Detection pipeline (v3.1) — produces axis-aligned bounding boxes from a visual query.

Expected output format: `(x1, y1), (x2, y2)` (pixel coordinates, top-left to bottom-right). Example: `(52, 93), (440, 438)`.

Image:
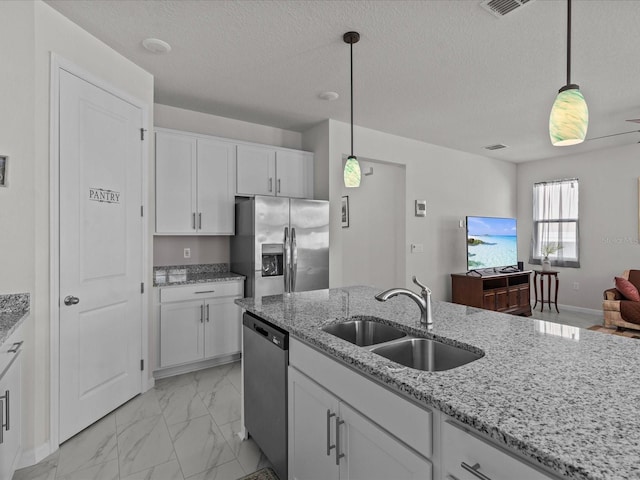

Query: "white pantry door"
(58, 69), (143, 442)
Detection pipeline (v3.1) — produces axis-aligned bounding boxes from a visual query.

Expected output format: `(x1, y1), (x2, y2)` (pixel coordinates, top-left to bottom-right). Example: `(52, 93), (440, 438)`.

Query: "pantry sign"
(89, 187), (121, 204)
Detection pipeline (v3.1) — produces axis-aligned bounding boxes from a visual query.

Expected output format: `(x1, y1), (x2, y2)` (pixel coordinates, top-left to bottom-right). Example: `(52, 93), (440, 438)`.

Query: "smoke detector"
(480, 0), (535, 18)
(142, 38), (171, 54)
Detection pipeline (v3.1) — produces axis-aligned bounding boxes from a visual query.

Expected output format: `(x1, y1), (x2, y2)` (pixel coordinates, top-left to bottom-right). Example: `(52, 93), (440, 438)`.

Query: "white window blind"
(530, 178), (580, 268)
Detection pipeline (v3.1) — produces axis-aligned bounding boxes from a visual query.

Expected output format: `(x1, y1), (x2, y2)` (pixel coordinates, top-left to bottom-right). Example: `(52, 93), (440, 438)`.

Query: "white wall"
(517, 142), (640, 311)
(0, 0), (155, 462)
(340, 158), (406, 290)
(153, 104), (304, 266)
(305, 119), (518, 301)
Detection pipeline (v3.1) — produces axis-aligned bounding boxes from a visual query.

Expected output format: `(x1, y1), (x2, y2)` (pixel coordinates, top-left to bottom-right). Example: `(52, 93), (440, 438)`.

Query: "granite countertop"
(236, 286), (639, 480)
(0, 293), (30, 347)
(153, 263), (245, 286)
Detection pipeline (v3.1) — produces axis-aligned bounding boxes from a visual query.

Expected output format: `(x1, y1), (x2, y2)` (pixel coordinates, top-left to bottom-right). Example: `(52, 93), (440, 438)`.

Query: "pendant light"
(549, 0), (588, 146)
(343, 31), (361, 188)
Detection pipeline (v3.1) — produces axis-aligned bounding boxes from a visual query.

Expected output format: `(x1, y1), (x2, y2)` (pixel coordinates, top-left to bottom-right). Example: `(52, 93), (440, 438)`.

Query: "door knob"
(64, 296), (80, 306)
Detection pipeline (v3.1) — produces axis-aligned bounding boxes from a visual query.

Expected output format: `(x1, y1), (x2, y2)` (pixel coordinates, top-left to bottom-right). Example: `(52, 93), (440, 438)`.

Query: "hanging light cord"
(566, 0), (571, 85)
(350, 39), (354, 157)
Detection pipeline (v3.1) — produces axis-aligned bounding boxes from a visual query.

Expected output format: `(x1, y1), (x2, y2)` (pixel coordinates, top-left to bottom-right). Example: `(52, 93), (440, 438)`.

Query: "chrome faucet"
(375, 276), (432, 327)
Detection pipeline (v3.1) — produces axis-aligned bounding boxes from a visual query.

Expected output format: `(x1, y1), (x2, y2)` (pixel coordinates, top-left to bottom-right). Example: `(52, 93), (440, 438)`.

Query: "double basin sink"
(322, 317), (482, 371)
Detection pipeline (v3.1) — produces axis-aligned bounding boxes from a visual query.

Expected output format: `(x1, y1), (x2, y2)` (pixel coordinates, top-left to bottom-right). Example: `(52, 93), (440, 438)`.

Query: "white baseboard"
(557, 304), (602, 317)
(19, 441), (57, 469)
(153, 353), (241, 380)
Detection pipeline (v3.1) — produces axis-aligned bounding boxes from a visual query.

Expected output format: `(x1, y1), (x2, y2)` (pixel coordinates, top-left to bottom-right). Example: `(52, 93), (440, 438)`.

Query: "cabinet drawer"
(442, 420), (554, 480)
(160, 281), (243, 303)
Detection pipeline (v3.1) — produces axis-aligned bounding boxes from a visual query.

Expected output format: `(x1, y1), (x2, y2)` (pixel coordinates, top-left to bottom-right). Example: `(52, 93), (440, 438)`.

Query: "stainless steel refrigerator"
(231, 196), (329, 298)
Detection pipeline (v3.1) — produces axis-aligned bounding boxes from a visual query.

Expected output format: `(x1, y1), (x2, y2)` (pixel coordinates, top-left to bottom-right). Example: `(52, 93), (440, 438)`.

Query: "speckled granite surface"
(0, 293), (29, 347)
(237, 286), (637, 480)
(153, 263), (244, 286)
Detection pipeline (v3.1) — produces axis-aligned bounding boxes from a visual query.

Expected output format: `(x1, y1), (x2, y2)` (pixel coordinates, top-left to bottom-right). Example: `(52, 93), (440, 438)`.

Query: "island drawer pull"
(8, 341), (23, 353)
(326, 410), (336, 456)
(446, 476), (460, 480)
(194, 290), (216, 294)
(461, 462), (492, 480)
(335, 416), (345, 465)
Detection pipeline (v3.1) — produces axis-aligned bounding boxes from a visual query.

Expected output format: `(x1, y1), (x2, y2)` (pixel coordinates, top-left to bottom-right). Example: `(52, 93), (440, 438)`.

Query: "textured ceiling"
(45, 0), (640, 163)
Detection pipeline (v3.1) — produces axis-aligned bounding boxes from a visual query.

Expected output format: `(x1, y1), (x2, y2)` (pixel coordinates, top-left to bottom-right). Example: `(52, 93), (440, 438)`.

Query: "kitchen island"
(237, 286), (639, 480)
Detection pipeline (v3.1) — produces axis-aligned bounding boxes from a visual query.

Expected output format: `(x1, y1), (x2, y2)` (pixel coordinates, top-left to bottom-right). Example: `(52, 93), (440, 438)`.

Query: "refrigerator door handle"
(283, 227), (290, 293)
(291, 227), (298, 292)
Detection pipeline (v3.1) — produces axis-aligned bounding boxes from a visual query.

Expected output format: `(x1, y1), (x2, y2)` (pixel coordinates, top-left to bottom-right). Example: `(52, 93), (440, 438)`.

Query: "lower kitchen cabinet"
(0, 324), (24, 480)
(288, 367), (432, 480)
(441, 419), (556, 480)
(158, 281), (243, 369)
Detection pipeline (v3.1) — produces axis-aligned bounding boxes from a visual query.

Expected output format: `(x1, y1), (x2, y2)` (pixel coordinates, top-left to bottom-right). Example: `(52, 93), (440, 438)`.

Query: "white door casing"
(58, 68), (144, 443)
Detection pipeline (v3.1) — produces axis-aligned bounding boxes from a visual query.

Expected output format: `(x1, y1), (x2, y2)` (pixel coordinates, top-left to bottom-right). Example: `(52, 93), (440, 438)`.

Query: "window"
(530, 178), (580, 268)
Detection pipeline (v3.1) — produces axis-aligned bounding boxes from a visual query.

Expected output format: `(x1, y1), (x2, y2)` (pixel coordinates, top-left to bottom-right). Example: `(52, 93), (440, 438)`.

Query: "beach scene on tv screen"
(467, 217), (517, 269)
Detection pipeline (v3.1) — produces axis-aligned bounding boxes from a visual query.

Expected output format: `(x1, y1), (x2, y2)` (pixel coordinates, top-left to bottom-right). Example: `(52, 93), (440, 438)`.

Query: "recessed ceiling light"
(142, 38), (171, 54)
(318, 91), (339, 101)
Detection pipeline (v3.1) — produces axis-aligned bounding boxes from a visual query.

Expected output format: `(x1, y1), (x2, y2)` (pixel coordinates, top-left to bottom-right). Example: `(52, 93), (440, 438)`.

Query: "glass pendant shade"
(549, 85), (588, 146)
(343, 155), (361, 188)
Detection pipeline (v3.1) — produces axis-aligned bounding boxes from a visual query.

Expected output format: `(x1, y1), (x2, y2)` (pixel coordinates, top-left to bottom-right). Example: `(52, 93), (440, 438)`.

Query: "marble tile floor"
(13, 361), (272, 480)
(529, 305), (604, 330)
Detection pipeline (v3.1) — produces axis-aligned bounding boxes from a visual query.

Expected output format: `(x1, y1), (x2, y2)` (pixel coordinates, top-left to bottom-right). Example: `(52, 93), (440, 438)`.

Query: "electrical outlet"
(184, 248), (191, 259)
(459, 219), (465, 228)
(410, 243), (424, 253)
(573, 282), (579, 290)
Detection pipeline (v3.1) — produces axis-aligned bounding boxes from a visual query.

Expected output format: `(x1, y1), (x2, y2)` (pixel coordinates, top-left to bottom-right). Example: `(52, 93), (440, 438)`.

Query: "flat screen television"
(466, 216), (517, 273)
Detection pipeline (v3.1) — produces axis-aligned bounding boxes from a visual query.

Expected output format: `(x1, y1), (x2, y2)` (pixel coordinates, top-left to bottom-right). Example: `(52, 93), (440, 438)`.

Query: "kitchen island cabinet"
(237, 286), (639, 480)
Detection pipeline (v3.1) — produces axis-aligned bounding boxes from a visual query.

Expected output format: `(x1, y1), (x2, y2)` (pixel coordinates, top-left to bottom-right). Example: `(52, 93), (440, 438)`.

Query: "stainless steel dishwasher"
(243, 312), (288, 480)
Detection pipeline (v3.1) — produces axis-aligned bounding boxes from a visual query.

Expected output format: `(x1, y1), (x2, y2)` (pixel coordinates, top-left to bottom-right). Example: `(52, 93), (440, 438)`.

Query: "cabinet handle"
(198, 212), (202, 230)
(8, 341), (23, 353)
(277, 178), (281, 193)
(461, 462), (492, 480)
(446, 476), (460, 480)
(326, 410), (336, 456)
(268, 177), (273, 192)
(192, 213), (196, 230)
(194, 290), (216, 294)
(335, 416), (345, 465)
(0, 390), (8, 433)
(200, 304), (204, 323)
(0, 397), (3, 444)
(206, 304), (210, 322)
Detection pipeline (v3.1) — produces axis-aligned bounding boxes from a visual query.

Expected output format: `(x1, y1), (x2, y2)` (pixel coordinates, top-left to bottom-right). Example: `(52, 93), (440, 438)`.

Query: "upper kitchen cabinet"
(155, 129), (236, 235)
(236, 144), (313, 199)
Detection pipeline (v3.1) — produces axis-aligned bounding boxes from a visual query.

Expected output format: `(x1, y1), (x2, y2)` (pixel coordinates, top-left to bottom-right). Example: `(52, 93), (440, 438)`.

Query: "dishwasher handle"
(243, 312), (289, 350)
(255, 325), (269, 337)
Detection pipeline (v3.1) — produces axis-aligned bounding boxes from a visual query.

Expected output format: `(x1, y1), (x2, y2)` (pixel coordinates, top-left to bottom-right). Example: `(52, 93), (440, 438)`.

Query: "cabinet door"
(0, 352), (22, 480)
(236, 144), (276, 196)
(276, 150), (313, 198)
(288, 367), (340, 480)
(482, 291), (496, 310)
(197, 139), (236, 234)
(339, 403), (432, 480)
(155, 131), (197, 233)
(159, 301), (204, 367)
(203, 297), (241, 358)
(519, 285), (531, 308)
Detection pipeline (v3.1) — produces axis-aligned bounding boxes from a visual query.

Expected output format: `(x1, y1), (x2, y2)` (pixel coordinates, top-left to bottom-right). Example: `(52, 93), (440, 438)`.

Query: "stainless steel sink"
(370, 338), (482, 371)
(322, 319), (407, 346)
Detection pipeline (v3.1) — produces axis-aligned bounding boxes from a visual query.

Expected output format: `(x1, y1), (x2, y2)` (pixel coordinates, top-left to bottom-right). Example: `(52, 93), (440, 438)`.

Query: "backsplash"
(153, 263), (229, 284)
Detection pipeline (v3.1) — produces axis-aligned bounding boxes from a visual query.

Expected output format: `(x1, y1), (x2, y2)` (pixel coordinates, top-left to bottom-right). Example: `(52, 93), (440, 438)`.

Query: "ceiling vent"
(484, 143), (509, 151)
(480, 0), (535, 18)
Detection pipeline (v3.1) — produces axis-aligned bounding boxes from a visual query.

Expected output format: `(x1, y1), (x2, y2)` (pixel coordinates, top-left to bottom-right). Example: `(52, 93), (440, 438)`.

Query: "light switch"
(184, 248), (191, 258)
(411, 243), (424, 253)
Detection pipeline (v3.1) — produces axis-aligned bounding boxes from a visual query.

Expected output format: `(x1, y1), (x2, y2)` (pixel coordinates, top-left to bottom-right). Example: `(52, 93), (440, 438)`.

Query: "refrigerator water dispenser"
(261, 244), (284, 277)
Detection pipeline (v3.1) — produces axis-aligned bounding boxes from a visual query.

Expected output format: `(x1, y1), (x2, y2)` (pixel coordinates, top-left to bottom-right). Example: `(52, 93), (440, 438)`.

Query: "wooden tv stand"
(451, 270), (532, 316)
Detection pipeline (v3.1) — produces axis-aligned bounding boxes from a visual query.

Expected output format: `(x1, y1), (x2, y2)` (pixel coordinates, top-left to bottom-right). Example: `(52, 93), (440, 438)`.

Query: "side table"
(533, 270), (559, 313)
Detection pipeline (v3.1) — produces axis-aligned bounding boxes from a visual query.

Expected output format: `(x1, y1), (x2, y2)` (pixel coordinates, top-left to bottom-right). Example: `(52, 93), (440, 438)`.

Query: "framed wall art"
(0, 156), (7, 187)
(341, 196), (349, 228)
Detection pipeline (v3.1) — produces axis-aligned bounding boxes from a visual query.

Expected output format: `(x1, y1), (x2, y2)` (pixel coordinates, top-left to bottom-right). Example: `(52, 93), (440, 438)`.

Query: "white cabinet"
(155, 129), (236, 235)
(236, 144), (313, 199)
(159, 281), (243, 369)
(441, 420), (556, 480)
(288, 367), (432, 480)
(0, 325), (23, 480)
